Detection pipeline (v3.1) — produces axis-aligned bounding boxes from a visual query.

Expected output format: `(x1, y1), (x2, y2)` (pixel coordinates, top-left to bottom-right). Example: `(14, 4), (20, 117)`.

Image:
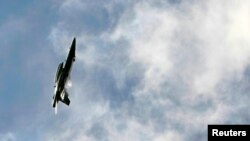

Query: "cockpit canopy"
(55, 62), (64, 83)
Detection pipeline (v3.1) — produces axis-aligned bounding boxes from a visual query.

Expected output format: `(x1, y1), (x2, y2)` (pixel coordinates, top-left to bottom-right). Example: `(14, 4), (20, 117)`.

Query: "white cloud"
(188, 0), (250, 95)
(154, 131), (182, 141)
(48, 0), (250, 141)
(0, 132), (15, 141)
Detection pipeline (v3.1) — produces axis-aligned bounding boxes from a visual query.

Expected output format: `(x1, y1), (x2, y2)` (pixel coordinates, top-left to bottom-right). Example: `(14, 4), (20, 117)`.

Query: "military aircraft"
(52, 38), (76, 114)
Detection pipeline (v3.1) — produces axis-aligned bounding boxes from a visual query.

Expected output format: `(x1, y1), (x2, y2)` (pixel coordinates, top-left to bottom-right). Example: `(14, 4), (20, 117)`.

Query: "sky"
(0, 0), (250, 140)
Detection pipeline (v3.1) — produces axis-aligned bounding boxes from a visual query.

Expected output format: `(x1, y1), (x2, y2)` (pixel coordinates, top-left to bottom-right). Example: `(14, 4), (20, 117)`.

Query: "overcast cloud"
(45, 0), (250, 141)
(1, 0), (250, 141)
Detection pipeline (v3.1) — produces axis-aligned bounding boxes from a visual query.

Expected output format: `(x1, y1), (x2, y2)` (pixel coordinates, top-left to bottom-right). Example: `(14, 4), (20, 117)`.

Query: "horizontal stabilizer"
(60, 90), (70, 106)
(61, 95), (70, 106)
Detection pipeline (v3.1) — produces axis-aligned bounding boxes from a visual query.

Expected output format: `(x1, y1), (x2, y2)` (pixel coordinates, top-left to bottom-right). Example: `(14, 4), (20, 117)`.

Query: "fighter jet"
(52, 38), (76, 113)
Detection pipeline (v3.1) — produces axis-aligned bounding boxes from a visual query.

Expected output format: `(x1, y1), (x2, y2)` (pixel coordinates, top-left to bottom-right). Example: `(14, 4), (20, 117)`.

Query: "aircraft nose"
(71, 38), (76, 56)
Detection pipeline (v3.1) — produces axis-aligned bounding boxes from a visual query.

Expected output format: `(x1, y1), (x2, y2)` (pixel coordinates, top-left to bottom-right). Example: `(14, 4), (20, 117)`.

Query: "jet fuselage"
(53, 38), (76, 109)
